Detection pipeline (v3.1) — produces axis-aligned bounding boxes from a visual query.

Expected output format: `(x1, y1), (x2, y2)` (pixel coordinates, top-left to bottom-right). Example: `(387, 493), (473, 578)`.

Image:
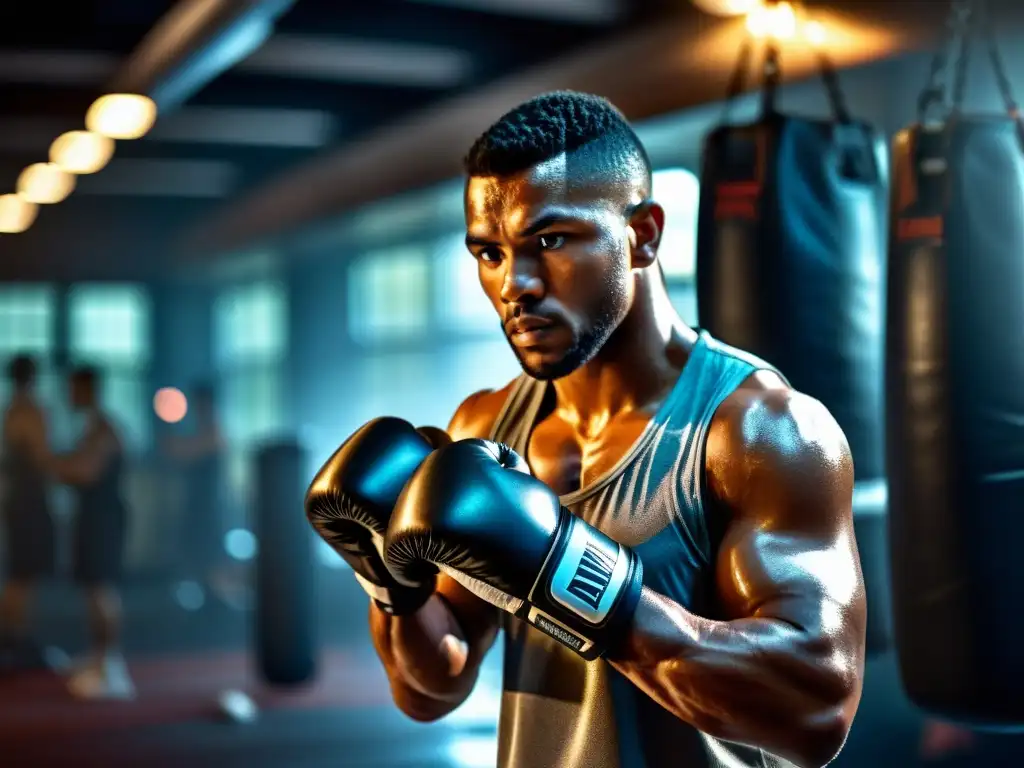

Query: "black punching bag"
(696, 42), (888, 481)
(254, 440), (318, 686)
(887, 1), (1024, 728)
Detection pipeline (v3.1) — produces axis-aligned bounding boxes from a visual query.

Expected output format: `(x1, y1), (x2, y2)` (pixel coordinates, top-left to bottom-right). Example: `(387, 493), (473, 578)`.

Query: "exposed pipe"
(106, 0), (296, 113)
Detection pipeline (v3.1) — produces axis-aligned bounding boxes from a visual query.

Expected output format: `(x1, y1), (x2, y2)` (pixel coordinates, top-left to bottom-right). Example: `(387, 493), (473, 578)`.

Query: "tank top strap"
(661, 330), (786, 557)
(489, 374), (548, 455)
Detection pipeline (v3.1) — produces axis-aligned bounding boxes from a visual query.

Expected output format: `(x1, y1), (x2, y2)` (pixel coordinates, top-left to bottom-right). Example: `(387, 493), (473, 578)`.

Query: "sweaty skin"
(369, 155), (866, 767)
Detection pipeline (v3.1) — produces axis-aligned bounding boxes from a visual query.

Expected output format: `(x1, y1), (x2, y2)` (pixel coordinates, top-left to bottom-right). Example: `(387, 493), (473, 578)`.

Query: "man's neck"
(551, 271), (695, 437)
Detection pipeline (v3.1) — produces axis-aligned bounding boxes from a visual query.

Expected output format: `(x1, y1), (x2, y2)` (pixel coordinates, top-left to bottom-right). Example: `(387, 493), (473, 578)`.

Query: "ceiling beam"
(238, 34), (474, 88)
(182, 2), (937, 256)
(405, 0), (625, 25)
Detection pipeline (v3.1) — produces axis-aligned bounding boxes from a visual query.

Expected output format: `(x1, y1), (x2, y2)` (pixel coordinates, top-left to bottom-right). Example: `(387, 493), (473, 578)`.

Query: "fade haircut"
(463, 91), (652, 194)
(8, 354), (36, 388)
(70, 365), (100, 393)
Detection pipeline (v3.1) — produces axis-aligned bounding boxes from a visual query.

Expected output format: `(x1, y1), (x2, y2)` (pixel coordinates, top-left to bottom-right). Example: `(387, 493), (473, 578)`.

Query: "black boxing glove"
(385, 439), (644, 660)
(305, 417), (449, 615)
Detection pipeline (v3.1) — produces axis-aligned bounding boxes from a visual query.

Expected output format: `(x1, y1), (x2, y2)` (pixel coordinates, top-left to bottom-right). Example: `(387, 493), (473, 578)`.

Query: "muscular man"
(316, 92), (866, 768)
(0, 356), (55, 659)
(51, 366), (133, 699)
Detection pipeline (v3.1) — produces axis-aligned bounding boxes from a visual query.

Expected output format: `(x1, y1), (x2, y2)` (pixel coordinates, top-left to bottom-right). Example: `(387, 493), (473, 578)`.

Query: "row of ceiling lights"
(0, 93), (158, 235)
(0, 1), (820, 237)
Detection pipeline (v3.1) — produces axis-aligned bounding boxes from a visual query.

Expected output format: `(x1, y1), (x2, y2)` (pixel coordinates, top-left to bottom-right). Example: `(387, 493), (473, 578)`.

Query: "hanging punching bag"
(697, 41), (888, 480)
(696, 39), (891, 656)
(887, 0), (1024, 728)
(254, 440), (318, 686)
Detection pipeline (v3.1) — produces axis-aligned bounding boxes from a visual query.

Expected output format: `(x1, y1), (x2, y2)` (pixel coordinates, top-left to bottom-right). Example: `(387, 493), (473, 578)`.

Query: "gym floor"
(1, 568), (1020, 768)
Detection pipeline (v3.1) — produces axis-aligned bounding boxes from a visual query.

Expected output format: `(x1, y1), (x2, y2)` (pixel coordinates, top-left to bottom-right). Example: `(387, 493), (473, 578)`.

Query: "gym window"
(348, 245), (431, 344)
(652, 167), (699, 282)
(214, 280), (287, 367)
(433, 233), (497, 335)
(67, 284), (152, 451)
(213, 280), (288, 500)
(0, 285), (62, 431)
(0, 284), (55, 355)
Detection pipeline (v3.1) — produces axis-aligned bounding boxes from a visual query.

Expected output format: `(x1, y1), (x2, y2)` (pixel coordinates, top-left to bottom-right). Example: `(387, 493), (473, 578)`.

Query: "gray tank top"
(489, 330), (795, 768)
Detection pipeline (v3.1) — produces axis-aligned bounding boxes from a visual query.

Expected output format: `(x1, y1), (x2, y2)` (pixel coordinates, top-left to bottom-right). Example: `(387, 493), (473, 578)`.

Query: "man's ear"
(628, 201), (664, 270)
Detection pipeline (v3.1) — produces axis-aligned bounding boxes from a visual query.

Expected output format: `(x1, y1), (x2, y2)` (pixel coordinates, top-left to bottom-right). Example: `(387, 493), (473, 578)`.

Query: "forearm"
(50, 454), (87, 485)
(370, 591), (495, 720)
(610, 588), (859, 768)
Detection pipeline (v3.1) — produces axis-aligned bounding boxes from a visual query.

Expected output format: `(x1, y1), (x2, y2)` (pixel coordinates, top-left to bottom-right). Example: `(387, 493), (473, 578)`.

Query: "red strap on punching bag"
(898, 0), (1024, 243)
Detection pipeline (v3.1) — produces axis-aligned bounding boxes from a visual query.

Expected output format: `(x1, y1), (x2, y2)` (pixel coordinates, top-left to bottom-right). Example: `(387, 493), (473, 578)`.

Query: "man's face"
(68, 379), (91, 410)
(464, 156), (639, 380)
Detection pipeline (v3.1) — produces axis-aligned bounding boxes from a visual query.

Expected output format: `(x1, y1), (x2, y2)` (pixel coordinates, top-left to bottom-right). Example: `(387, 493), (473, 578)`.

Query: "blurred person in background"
(50, 366), (134, 699)
(0, 355), (57, 670)
(162, 382), (243, 608)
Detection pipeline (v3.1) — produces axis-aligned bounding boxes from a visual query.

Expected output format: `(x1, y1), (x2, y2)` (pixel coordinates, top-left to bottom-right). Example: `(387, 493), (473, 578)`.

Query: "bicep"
(24, 410), (51, 464)
(710, 392), (864, 635)
(715, 515), (863, 638)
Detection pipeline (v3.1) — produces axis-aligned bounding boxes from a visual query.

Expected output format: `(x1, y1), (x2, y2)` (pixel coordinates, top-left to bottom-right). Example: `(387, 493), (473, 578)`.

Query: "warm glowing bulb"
(0, 194), (38, 233)
(746, 1), (798, 40)
(803, 20), (827, 45)
(86, 93), (157, 140)
(50, 130), (115, 174)
(691, 0), (759, 16)
(17, 163), (75, 204)
(154, 387), (188, 424)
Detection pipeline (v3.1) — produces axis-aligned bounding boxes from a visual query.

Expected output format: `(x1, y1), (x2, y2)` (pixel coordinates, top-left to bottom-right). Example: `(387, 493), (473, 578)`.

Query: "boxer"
(0, 356), (55, 656)
(51, 366), (133, 699)
(311, 91), (866, 768)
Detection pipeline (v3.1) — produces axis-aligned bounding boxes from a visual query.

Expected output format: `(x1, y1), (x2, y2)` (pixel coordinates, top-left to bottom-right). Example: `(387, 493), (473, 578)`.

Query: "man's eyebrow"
(465, 210), (586, 248)
(518, 211), (583, 237)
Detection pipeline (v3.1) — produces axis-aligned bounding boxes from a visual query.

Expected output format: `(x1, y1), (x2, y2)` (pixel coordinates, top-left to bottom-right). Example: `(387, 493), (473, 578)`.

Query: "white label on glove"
(354, 571), (392, 604)
(548, 517), (629, 625)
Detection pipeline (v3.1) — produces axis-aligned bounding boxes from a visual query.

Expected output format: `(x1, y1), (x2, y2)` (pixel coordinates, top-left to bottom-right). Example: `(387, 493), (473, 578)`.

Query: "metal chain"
(950, 0), (977, 114)
(917, 0), (973, 122)
(813, 46), (852, 124)
(978, 0), (1020, 115)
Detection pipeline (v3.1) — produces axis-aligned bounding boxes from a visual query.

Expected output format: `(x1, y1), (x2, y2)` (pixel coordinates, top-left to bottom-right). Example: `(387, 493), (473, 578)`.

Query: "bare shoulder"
(706, 373), (853, 529)
(447, 379), (518, 441)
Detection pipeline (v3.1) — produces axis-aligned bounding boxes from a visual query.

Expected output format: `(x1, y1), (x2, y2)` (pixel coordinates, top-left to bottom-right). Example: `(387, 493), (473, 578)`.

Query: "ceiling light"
(17, 163), (76, 204)
(86, 93), (157, 139)
(50, 130), (115, 174)
(692, 0), (759, 16)
(803, 19), (827, 45)
(0, 194), (38, 233)
(746, 1), (798, 40)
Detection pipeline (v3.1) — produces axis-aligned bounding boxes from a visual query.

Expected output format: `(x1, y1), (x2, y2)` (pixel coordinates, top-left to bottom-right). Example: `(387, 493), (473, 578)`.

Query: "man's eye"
(538, 234), (566, 251)
(477, 248), (501, 263)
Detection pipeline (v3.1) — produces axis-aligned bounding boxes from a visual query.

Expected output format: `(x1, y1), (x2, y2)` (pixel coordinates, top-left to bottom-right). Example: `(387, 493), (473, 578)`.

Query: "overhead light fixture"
(691, 0), (759, 16)
(803, 19), (827, 45)
(50, 130), (115, 174)
(17, 163), (76, 204)
(746, 1), (798, 40)
(0, 194), (38, 233)
(86, 93), (157, 139)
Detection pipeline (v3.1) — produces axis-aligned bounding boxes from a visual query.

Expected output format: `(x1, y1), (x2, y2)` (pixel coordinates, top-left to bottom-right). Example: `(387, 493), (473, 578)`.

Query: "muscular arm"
(609, 389), (866, 768)
(52, 422), (118, 486)
(370, 389), (507, 722)
(12, 404), (52, 469)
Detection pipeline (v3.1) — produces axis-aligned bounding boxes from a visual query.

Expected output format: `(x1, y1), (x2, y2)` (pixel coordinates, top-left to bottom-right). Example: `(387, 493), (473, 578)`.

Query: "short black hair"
(8, 355), (36, 387)
(463, 90), (651, 188)
(70, 365), (100, 391)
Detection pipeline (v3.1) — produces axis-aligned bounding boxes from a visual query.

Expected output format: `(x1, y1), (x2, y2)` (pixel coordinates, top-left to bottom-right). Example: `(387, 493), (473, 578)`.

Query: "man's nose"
(500, 253), (544, 305)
